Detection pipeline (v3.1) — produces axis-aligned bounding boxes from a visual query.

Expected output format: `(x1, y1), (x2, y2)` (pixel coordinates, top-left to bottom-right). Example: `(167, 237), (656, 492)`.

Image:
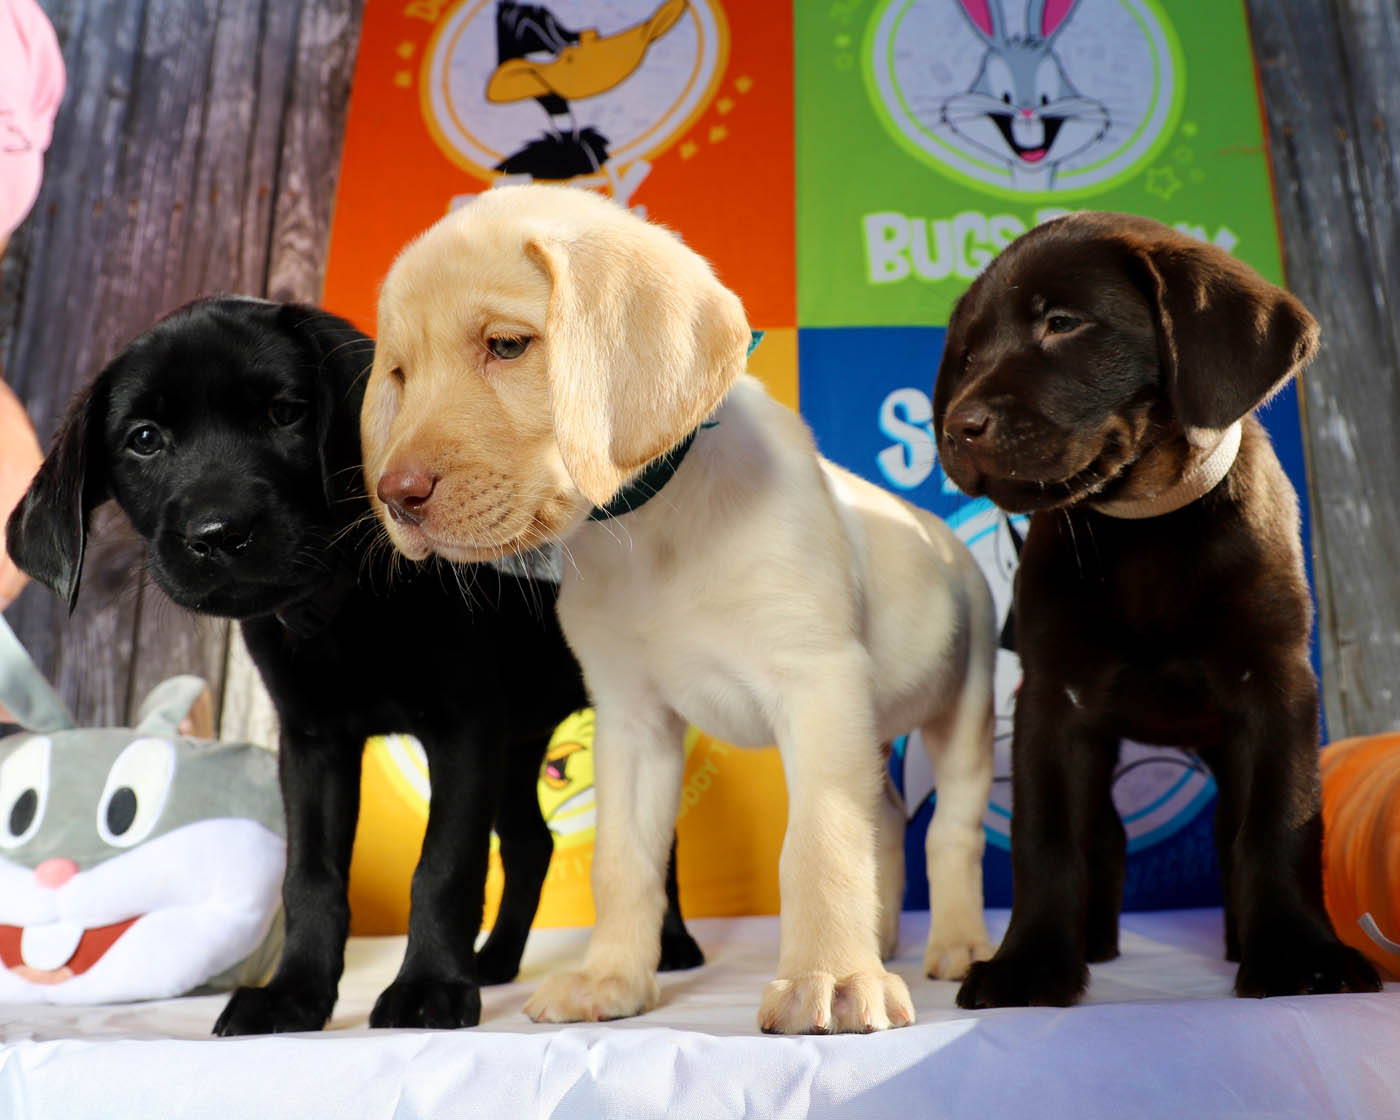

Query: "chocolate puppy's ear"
(276, 303), (374, 507)
(1135, 237), (1319, 432)
(5, 374), (113, 612)
(932, 288), (975, 439)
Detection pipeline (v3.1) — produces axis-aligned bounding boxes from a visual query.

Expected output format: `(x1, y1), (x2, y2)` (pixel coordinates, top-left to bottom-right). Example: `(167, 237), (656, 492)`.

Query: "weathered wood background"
(1, 0), (1398, 740)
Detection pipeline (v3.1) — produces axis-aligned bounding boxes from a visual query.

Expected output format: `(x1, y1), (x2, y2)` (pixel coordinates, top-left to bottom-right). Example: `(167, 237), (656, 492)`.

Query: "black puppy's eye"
(268, 400), (308, 427)
(126, 424), (164, 457)
(1046, 314), (1081, 335)
(487, 336), (529, 360)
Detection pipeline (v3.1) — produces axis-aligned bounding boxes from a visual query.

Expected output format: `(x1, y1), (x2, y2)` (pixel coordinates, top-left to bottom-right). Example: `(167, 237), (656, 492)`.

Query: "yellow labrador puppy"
(362, 184), (995, 1034)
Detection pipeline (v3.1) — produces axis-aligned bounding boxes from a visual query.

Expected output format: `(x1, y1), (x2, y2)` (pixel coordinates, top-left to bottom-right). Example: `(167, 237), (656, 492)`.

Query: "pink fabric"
(1, 0), (64, 240)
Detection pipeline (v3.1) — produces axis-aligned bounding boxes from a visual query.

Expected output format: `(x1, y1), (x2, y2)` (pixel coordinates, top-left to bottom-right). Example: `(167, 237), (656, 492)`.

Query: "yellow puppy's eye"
(487, 336), (529, 360)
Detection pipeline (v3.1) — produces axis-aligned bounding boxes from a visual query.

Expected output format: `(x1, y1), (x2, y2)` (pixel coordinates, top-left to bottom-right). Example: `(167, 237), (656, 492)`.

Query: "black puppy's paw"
(213, 984), (335, 1036)
(658, 927), (705, 972)
(955, 953), (1089, 1009)
(1235, 937), (1382, 998)
(370, 979), (483, 1029)
(475, 937), (525, 986)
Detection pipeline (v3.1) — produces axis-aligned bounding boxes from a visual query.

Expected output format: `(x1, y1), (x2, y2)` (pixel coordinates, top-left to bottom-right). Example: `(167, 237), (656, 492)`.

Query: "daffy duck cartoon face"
(489, 0), (688, 179)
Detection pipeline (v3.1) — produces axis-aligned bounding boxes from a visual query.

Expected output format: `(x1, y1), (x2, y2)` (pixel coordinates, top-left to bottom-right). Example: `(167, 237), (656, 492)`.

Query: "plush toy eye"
(96, 738), (176, 848)
(268, 400), (308, 428)
(1046, 314), (1081, 335)
(487, 336), (529, 360)
(0, 737), (51, 849)
(126, 424), (165, 457)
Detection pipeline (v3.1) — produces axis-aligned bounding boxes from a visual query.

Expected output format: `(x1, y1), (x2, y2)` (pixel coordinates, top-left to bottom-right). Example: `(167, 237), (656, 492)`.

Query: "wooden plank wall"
(1246, 0), (1400, 739)
(1, 0), (363, 734)
(1, 0), (1397, 739)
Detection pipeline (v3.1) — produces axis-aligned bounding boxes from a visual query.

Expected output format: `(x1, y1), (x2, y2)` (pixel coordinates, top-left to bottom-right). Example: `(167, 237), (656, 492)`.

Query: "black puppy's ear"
(1134, 237), (1319, 431)
(5, 375), (113, 612)
(276, 303), (374, 506)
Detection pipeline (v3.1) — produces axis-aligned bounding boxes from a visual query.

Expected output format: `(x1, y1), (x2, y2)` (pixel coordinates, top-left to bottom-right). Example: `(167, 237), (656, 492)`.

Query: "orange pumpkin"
(1321, 732), (1400, 980)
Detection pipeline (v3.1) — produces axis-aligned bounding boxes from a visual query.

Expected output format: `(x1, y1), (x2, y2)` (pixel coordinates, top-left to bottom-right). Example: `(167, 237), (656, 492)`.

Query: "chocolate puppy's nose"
(944, 403), (993, 445)
(377, 469), (436, 526)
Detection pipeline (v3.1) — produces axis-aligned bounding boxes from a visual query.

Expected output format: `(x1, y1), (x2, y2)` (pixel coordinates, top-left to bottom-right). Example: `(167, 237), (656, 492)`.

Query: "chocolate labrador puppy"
(933, 212), (1381, 1006)
(6, 297), (701, 1034)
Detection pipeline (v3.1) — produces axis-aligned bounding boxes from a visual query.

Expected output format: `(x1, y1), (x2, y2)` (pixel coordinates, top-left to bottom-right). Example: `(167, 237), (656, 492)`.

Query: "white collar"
(1090, 421), (1242, 520)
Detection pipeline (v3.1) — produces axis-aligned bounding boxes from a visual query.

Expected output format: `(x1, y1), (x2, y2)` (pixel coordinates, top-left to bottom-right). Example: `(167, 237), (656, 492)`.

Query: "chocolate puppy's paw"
(213, 984), (335, 1036)
(370, 978), (483, 1029)
(658, 926), (705, 972)
(475, 936), (525, 986)
(1235, 937), (1382, 997)
(955, 952), (1089, 1009)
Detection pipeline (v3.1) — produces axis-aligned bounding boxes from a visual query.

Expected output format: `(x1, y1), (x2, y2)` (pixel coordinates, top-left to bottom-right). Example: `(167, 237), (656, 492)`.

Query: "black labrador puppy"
(7, 297), (701, 1034)
(932, 213), (1381, 1006)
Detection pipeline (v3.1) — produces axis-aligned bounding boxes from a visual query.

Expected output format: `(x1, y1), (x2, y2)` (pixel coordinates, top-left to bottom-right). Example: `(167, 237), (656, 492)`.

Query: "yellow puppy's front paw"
(758, 969), (914, 1034)
(923, 934), (995, 981)
(523, 968), (660, 1023)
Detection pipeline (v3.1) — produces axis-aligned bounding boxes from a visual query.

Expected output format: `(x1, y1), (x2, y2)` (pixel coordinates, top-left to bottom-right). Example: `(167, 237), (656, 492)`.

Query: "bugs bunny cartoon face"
(941, 0), (1109, 189)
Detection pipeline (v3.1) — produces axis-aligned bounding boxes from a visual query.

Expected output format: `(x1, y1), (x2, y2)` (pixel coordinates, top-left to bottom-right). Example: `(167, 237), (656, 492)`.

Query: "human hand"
(0, 378), (42, 609)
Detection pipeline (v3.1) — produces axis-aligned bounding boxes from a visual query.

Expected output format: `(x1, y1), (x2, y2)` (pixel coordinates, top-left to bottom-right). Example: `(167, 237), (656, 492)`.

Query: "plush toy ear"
(1133, 236), (1319, 433)
(275, 303), (374, 508)
(0, 616), (76, 732)
(135, 675), (213, 738)
(5, 371), (114, 612)
(526, 223), (750, 507)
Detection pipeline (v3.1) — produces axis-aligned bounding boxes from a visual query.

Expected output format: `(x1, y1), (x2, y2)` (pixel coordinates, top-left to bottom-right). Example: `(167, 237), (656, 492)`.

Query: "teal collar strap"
(586, 331), (763, 523)
(588, 426), (701, 522)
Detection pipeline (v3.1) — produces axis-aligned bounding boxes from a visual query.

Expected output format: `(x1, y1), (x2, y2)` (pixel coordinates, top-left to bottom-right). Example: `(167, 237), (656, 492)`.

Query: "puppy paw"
(1235, 937), (1382, 998)
(475, 937), (525, 986)
(658, 927), (705, 972)
(923, 935), (995, 981)
(758, 969), (914, 1034)
(369, 979), (482, 1029)
(212, 984), (335, 1036)
(955, 953), (1088, 1009)
(524, 968), (660, 1023)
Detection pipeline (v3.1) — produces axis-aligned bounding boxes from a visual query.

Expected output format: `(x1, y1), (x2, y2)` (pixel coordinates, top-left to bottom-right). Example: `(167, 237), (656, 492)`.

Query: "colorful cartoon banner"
(330, 0), (1307, 929)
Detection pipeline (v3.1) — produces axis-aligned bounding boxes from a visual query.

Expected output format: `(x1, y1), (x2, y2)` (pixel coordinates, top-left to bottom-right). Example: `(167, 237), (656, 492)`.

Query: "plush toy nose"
(377, 470), (436, 527)
(34, 858), (78, 889)
(944, 403), (994, 446)
(184, 515), (253, 563)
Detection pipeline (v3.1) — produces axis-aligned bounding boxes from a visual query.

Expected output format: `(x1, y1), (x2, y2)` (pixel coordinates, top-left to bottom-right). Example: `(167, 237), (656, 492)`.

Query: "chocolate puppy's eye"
(268, 400), (308, 427)
(126, 424), (164, 457)
(487, 336), (529, 360)
(1046, 314), (1081, 335)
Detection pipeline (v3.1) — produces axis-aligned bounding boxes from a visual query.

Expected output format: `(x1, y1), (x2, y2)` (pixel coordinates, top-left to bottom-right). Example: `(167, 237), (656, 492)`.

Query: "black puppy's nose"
(184, 516), (253, 563)
(377, 470), (436, 526)
(944, 403), (993, 445)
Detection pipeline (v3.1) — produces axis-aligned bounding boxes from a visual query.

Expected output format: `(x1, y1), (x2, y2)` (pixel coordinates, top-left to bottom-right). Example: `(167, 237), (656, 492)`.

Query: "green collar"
(588, 426), (702, 521)
(586, 331), (763, 523)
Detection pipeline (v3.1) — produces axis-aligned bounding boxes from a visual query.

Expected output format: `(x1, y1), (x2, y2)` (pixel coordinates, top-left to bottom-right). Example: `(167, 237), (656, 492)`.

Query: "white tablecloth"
(2, 909), (1396, 1118)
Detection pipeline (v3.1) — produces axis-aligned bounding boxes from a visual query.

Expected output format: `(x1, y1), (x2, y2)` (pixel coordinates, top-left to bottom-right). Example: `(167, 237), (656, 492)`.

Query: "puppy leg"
(1212, 784), (1241, 962)
(370, 719), (501, 1028)
(919, 689), (995, 979)
(524, 699), (686, 1022)
(213, 735), (361, 1036)
(477, 731), (555, 985)
(1084, 787), (1126, 963)
(760, 655), (915, 1034)
(1214, 669), (1381, 996)
(659, 834), (705, 971)
(956, 677), (1117, 1009)
(875, 761), (906, 962)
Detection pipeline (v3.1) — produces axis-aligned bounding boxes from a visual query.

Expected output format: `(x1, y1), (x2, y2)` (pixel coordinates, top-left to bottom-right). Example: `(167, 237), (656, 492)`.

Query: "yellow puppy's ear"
(527, 223), (750, 507)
